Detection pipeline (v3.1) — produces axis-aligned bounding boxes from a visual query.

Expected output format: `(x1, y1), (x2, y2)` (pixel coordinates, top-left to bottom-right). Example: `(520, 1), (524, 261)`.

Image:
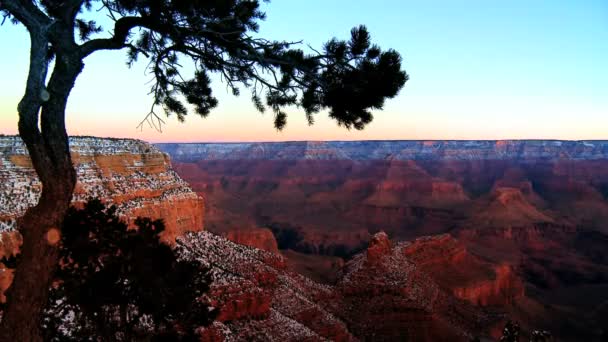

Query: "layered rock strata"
(0, 136), (204, 301)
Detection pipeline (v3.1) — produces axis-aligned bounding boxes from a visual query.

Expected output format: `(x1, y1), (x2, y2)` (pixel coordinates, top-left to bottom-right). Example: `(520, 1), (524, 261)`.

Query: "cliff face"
(223, 227), (279, 254)
(0, 135), (204, 251)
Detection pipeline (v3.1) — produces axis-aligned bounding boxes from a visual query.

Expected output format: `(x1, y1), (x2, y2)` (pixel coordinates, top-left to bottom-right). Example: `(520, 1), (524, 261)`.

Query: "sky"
(0, 0), (607, 142)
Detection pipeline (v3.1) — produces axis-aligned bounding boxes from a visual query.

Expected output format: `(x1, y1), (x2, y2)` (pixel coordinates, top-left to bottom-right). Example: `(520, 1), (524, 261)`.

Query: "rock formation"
(178, 231), (499, 341)
(223, 227), (280, 254)
(0, 135), (204, 244)
(0, 136), (204, 302)
(402, 234), (525, 306)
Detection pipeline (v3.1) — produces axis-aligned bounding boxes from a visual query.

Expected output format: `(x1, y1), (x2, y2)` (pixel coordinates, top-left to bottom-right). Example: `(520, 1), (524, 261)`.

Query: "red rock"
(366, 231), (391, 262)
(334, 232), (488, 341)
(452, 264), (524, 306)
(224, 227), (279, 254)
(0, 267), (13, 303)
(402, 234), (525, 306)
(0, 231), (21, 261)
(178, 231), (357, 341)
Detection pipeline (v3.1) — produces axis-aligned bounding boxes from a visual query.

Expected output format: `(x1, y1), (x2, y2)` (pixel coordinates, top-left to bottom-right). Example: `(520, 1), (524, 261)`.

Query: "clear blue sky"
(0, 0), (607, 142)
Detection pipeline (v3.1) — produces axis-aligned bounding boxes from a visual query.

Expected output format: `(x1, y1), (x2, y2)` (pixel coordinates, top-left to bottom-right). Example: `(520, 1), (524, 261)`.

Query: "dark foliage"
(500, 320), (553, 342)
(42, 199), (216, 341)
(2, 0), (408, 130)
(500, 320), (521, 342)
(530, 330), (553, 342)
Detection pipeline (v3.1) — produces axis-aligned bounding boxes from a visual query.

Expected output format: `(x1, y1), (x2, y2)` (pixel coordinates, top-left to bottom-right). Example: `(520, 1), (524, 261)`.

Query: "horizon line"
(3, 134), (608, 144)
(151, 138), (608, 144)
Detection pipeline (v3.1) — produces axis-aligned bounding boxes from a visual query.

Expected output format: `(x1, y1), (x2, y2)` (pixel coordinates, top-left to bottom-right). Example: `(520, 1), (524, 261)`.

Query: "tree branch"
(64, 0), (85, 24)
(0, 0), (50, 30)
(79, 16), (146, 57)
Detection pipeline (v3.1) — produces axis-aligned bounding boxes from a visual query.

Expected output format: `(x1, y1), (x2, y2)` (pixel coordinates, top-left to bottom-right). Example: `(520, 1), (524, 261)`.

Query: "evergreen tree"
(42, 199), (216, 341)
(0, 2), (408, 338)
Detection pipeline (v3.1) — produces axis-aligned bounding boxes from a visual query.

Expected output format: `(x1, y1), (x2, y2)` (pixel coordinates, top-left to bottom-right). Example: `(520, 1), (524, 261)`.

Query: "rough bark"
(0, 14), (83, 340)
(0, 187), (74, 342)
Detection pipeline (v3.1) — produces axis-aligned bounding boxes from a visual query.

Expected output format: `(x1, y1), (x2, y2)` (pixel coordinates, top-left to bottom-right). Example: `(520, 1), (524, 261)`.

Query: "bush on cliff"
(42, 199), (216, 341)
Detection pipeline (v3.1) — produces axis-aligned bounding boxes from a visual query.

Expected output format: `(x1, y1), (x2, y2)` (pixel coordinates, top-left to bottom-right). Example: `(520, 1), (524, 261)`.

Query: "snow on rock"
(0, 135), (204, 303)
(0, 135), (204, 242)
(177, 231), (356, 341)
(177, 231), (496, 341)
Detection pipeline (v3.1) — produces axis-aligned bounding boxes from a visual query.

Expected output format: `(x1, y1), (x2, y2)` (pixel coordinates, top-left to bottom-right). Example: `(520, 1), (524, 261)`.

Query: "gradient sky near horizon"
(0, 0), (607, 142)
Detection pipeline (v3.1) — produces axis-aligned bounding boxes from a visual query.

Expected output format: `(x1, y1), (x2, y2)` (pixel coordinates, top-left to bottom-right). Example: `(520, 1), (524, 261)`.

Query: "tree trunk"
(0, 34), (82, 340)
(0, 185), (74, 342)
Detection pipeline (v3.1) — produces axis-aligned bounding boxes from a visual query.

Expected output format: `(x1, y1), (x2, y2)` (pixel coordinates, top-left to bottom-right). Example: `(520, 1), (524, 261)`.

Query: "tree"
(0, 1), (408, 340)
(43, 199), (216, 341)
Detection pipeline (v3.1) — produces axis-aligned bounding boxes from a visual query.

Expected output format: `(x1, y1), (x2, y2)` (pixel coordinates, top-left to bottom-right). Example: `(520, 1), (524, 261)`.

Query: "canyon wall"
(0, 135), (204, 258)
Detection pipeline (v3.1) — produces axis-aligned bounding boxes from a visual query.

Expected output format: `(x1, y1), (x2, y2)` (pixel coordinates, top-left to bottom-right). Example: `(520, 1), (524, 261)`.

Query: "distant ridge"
(156, 140), (608, 161)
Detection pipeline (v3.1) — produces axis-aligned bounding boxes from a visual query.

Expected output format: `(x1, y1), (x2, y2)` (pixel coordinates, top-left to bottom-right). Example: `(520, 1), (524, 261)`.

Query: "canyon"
(1, 137), (607, 340)
(158, 140), (608, 341)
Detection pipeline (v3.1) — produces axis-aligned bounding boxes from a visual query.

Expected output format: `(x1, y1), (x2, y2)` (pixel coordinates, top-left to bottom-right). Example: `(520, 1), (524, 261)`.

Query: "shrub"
(42, 199), (216, 341)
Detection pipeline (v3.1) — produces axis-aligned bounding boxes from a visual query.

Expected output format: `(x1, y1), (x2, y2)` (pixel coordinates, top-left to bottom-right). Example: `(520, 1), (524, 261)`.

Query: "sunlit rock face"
(0, 136), (204, 301)
(0, 135), (204, 242)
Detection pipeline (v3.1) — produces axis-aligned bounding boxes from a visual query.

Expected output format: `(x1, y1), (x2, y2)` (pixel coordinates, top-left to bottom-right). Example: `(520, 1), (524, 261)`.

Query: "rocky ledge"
(0, 136), (205, 299)
(0, 135), (203, 243)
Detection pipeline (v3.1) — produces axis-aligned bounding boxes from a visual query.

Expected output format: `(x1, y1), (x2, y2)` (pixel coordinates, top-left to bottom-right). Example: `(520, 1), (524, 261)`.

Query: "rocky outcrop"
(0, 136), (204, 243)
(470, 187), (554, 227)
(177, 231), (357, 341)
(340, 238), (475, 340)
(365, 231), (392, 262)
(402, 234), (525, 306)
(452, 264), (524, 306)
(0, 136), (204, 302)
